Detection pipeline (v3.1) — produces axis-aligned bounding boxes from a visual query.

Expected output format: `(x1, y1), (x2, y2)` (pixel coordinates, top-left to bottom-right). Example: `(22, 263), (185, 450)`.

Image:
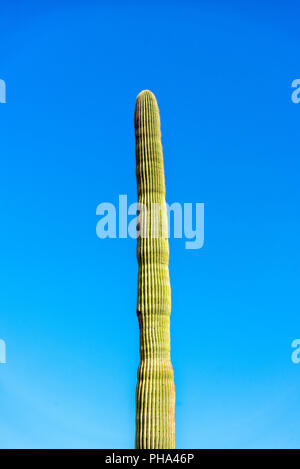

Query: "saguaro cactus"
(134, 90), (175, 449)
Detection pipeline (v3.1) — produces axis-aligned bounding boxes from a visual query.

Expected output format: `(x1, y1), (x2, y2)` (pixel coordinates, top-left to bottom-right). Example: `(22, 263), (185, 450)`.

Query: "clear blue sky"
(0, 0), (299, 449)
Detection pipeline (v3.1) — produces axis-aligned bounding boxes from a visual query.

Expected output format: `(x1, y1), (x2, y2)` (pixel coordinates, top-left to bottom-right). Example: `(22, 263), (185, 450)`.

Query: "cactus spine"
(134, 90), (175, 449)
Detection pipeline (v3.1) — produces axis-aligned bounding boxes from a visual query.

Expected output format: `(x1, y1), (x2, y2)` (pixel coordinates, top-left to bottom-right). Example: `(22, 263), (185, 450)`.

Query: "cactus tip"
(136, 89), (157, 102)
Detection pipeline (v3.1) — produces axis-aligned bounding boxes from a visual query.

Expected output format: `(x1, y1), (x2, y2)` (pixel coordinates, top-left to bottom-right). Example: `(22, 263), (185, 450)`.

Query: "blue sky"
(0, 0), (299, 448)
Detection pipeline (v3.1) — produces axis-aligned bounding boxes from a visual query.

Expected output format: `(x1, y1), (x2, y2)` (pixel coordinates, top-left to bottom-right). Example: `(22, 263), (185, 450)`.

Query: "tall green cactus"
(134, 90), (175, 449)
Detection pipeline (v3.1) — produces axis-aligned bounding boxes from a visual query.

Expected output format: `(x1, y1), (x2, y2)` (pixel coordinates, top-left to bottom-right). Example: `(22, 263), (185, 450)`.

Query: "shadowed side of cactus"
(134, 90), (175, 449)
